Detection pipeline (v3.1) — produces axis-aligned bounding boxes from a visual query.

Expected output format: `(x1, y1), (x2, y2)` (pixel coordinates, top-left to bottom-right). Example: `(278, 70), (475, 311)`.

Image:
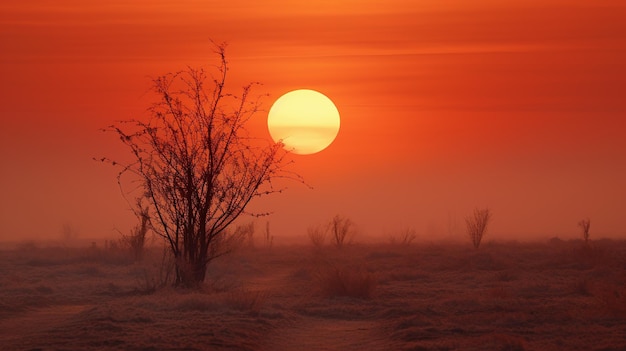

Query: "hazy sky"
(1, 0), (625, 243)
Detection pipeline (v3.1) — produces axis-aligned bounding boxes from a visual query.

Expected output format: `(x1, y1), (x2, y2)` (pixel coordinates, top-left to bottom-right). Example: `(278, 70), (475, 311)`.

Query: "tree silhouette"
(103, 44), (292, 287)
(330, 215), (353, 249)
(578, 218), (591, 245)
(466, 208), (492, 249)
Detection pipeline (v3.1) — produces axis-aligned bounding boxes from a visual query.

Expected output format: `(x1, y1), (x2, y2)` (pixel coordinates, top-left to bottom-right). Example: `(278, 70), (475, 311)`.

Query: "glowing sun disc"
(267, 89), (340, 155)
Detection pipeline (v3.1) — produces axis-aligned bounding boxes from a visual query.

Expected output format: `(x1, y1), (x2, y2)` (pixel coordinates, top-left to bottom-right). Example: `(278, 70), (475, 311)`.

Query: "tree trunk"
(174, 256), (207, 288)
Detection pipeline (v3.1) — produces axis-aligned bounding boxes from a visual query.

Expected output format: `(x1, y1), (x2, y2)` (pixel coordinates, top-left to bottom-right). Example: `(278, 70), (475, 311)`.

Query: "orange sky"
(1, 0), (625, 243)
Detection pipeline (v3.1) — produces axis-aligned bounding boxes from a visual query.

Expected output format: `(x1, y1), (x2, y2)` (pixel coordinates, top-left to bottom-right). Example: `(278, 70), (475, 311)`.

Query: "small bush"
(389, 228), (417, 246)
(578, 218), (591, 245)
(225, 289), (266, 315)
(329, 215), (354, 249)
(308, 225), (327, 249)
(466, 208), (492, 249)
(315, 265), (377, 299)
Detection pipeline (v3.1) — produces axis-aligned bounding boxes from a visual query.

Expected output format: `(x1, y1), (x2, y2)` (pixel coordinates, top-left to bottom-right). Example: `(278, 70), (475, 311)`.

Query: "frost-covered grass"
(1, 239), (625, 350)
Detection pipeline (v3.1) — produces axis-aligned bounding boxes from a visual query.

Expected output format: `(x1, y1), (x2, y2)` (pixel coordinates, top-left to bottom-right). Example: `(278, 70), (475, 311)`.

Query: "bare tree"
(102, 44), (292, 287)
(578, 218), (591, 245)
(466, 208), (492, 249)
(330, 215), (353, 249)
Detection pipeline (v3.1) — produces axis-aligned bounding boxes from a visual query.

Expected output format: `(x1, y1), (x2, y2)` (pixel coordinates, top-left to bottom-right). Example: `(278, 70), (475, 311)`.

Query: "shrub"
(466, 208), (492, 249)
(389, 228), (417, 246)
(329, 215), (354, 249)
(578, 218), (591, 245)
(308, 225), (327, 249)
(225, 289), (266, 315)
(315, 265), (376, 299)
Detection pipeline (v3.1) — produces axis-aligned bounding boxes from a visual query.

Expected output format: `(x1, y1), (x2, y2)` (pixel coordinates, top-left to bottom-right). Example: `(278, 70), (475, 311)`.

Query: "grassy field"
(1, 238), (625, 350)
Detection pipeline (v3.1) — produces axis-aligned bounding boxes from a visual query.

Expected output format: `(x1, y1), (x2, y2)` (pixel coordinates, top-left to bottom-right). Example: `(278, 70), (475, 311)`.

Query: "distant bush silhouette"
(329, 215), (354, 249)
(307, 224), (327, 249)
(315, 265), (376, 299)
(389, 228), (416, 246)
(578, 218), (591, 245)
(466, 208), (492, 249)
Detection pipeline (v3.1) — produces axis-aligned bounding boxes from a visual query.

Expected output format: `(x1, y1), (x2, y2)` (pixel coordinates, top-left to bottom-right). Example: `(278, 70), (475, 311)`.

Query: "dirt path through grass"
(0, 304), (92, 346)
(262, 317), (392, 351)
(251, 264), (394, 351)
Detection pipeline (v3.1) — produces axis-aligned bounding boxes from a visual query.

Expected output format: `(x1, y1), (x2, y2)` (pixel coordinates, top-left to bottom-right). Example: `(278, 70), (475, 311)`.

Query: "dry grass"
(2, 239), (626, 350)
(225, 288), (267, 315)
(477, 333), (527, 351)
(593, 283), (626, 318)
(572, 278), (593, 296)
(315, 265), (377, 299)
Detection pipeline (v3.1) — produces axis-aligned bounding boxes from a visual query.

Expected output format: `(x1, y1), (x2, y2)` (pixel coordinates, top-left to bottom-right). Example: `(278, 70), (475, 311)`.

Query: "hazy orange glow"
(268, 89), (340, 155)
(0, 0), (624, 242)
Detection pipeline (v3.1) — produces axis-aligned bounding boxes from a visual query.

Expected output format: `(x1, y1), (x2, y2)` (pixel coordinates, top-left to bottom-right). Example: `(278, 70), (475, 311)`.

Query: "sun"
(267, 89), (340, 155)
